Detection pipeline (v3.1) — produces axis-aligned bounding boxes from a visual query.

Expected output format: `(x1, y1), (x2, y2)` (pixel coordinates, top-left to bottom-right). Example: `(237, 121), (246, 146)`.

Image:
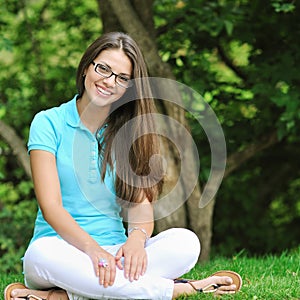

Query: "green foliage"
(154, 0), (300, 255)
(155, 0), (300, 138)
(271, 0), (296, 13)
(1, 0), (101, 128)
(0, 0), (101, 274)
(0, 0), (300, 275)
(0, 180), (36, 273)
(213, 146), (300, 255)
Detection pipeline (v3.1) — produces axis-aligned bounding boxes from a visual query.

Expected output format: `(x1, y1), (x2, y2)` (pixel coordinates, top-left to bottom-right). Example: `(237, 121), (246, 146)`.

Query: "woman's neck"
(76, 96), (110, 133)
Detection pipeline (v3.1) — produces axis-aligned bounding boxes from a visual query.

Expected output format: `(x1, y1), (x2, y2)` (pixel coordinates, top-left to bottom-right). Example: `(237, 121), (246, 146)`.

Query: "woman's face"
(82, 48), (132, 108)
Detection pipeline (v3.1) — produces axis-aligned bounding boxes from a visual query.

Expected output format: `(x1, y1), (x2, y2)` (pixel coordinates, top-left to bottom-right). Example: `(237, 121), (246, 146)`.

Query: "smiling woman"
(77, 48), (133, 132)
(4, 32), (241, 300)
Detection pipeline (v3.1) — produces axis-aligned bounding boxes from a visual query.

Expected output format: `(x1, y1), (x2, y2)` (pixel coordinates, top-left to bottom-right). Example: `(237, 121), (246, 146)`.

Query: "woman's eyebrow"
(98, 61), (131, 76)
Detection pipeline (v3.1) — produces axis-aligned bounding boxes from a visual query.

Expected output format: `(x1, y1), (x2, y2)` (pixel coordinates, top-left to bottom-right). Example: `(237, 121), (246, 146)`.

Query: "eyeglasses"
(91, 61), (132, 89)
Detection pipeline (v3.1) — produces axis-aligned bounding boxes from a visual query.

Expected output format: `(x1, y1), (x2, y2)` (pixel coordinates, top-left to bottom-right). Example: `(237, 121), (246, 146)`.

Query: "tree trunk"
(104, 0), (214, 261)
(0, 120), (31, 178)
(0, 1), (281, 263)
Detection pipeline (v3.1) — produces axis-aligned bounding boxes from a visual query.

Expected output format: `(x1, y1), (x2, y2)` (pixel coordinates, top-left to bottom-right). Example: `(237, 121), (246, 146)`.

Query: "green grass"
(179, 247), (300, 300)
(1, 248), (299, 299)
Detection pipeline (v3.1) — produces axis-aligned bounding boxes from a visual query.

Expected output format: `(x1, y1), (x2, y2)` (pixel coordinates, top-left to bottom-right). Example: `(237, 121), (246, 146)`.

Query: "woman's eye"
(99, 64), (110, 72)
(118, 75), (130, 82)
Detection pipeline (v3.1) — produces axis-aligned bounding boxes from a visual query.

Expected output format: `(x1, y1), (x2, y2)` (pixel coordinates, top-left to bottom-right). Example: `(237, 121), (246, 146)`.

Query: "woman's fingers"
(134, 255), (146, 280)
(124, 254), (131, 280)
(99, 263), (116, 287)
(141, 255), (147, 276)
(115, 256), (123, 270)
(124, 253), (147, 281)
(115, 248), (124, 270)
(103, 265), (111, 288)
(129, 255), (138, 281)
(124, 253), (138, 281)
(97, 255), (117, 287)
(99, 264), (106, 285)
(108, 263), (116, 286)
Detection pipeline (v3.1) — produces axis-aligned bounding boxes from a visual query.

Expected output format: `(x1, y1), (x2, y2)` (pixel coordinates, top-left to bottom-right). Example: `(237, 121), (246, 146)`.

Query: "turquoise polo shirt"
(27, 95), (127, 246)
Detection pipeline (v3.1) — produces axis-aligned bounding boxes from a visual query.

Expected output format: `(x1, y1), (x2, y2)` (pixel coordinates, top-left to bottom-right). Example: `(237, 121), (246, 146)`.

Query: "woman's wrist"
(128, 227), (150, 243)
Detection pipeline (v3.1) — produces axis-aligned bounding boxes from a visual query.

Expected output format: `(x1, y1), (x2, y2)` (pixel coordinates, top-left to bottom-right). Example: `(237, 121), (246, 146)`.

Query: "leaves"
(272, 0), (296, 13)
(155, 0), (300, 255)
(0, 0), (299, 271)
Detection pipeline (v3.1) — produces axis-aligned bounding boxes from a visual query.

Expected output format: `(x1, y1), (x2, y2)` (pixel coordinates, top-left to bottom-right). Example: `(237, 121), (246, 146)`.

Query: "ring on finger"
(98, 258), (109, 268)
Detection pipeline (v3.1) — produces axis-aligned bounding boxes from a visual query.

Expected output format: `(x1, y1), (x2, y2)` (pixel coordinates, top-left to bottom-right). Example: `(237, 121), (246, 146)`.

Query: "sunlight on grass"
(176, 247), (300, 299)
(0, 248), (299, 300)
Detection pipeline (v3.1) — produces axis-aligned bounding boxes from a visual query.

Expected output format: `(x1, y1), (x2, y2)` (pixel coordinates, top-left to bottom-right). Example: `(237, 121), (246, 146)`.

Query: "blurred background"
(0, 0), (299, 274)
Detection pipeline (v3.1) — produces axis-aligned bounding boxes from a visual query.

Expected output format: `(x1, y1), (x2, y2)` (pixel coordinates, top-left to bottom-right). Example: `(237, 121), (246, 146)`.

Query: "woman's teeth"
(97, 87), (112, 95)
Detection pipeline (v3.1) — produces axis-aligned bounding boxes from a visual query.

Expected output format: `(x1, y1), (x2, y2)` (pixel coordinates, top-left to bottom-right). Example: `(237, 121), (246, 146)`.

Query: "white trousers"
(23, 228), (200, 300)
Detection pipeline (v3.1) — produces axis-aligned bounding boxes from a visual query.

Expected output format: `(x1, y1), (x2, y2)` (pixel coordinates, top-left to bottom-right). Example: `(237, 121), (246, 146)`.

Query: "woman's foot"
(4, 283), (68, 300)
(172, 271), (242, 298)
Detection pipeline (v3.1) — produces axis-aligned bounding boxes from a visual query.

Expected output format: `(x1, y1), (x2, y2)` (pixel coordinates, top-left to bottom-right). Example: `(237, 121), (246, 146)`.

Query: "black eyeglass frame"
(91, 61), (133, 89)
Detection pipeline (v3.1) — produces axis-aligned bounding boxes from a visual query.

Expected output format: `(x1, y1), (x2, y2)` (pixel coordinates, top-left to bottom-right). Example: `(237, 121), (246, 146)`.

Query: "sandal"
(211, 270), (242, 291)
(174, 270), (242, 293)
(4, 282), (56, 300)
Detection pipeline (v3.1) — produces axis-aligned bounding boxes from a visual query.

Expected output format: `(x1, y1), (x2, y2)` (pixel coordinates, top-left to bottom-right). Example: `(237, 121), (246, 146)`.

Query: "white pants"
(23, 228), (200, 300)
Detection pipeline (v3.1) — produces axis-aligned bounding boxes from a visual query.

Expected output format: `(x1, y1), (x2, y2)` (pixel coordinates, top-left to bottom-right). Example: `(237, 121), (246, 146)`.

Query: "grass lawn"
(1, 248), (299, 299)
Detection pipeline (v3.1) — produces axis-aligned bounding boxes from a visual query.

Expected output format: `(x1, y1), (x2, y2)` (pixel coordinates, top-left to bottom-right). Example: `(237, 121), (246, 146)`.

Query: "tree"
(1, 0), (299, 274)
(97, 0), (300, 259)
(99, 0), (220, 261)
(154, 0), (300, 254)
(0, 0), (103, 273)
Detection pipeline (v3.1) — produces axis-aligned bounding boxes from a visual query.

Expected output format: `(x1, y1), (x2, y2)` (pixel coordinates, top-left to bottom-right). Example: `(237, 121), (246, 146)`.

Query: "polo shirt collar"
(65, 95), (109, 135)
(66, 95), (81, 128)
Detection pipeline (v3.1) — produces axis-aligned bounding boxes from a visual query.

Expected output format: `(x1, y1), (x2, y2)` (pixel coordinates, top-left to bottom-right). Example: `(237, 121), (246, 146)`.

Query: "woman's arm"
(127, 198), (154, 243)
(30, 149), (117, 286)
(30, 149), (97, 251)
(116, 197), (154, 281)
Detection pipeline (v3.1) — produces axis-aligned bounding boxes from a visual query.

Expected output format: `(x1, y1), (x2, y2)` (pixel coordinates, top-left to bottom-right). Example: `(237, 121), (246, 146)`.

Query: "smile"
(96, 86), (112, 96)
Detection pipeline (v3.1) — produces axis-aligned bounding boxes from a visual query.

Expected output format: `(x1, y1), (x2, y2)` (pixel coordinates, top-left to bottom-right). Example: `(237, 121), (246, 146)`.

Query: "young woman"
(5, 32), (241, 300)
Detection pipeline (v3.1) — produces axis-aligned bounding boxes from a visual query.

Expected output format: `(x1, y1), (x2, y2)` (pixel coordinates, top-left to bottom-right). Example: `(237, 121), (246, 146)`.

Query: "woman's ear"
(83, 66), (89, 77)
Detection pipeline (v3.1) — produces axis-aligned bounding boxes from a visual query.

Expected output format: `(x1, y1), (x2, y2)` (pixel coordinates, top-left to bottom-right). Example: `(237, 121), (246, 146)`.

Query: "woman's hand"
(115, 234), (147, 282)
(30, 150), (120, 288)
(85, 243), (119, 288)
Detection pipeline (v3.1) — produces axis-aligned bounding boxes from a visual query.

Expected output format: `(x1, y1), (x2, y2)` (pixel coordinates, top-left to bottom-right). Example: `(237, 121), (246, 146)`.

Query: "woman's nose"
(103, 74), (117, 87)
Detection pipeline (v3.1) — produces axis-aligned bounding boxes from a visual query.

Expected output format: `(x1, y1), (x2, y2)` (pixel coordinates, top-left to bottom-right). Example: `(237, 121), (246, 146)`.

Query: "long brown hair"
(76, 32), (164, 204)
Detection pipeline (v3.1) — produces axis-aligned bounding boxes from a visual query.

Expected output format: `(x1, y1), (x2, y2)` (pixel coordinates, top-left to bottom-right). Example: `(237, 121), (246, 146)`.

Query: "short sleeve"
(27, 110), (60, 155)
